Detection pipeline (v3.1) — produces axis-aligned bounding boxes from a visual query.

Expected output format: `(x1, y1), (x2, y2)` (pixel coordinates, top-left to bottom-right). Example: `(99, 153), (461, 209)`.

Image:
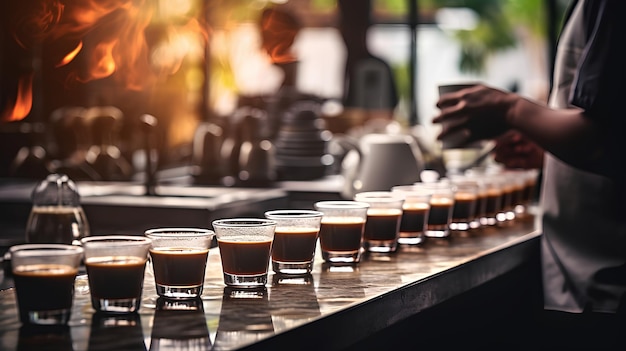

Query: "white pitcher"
(336, 133), (424, 199)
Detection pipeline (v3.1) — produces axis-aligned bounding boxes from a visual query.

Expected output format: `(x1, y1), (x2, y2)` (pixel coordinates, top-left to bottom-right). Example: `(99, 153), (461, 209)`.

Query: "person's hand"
(433, 84), (518, 145)
(493, 131), (544, 169)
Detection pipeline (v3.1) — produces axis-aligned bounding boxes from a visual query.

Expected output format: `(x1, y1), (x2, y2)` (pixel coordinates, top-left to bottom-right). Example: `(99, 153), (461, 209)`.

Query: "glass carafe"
(25, 173), (90, 245)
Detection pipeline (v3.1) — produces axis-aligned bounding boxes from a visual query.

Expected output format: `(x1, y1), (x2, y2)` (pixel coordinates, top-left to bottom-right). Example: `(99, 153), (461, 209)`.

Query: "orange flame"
(54, 0), (156, 89)
(85, 41), (118, 81)
(5, 0), (208, 108)
(1, 74), (34, 122)
(56, 41), (83, 67)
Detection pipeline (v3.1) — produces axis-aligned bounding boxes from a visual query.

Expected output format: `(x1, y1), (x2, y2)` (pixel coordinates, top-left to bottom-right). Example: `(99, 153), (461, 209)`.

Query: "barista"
(434, 1), (626, 349)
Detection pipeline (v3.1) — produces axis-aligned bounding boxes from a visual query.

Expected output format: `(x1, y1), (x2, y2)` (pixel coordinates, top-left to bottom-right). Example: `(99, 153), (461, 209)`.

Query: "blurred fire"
(1, 74), (34, 122)
(1, 0), (207, 122)
(260, 7), (301, 65)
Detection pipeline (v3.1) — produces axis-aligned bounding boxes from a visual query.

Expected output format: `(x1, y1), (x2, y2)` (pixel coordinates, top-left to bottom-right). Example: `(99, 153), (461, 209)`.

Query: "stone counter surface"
(0, 216), (540, 351)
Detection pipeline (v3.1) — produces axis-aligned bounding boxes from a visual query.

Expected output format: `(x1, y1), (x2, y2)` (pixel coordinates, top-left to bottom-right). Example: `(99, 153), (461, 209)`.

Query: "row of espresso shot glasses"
(10, 168), (538, 326)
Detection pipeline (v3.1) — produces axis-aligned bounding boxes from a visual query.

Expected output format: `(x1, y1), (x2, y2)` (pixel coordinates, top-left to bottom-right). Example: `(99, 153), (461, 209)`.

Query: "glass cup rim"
(391, 185), (433, 196)
(81, 235), (152, 248)
(212, 218), (277, 228)
(413, 181), (456, 193)
(264, 209), (323, 219)
(449, 181), (479, 190)
(10, 243), (84, 256)
(354, 191), (405, 202)
(314, 200), (370, 209)
(144, 227), (215, 238)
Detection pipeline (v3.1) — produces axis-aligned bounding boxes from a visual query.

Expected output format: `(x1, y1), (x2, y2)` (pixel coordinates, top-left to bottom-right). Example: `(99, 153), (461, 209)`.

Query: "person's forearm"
(507, 97), (606, 172)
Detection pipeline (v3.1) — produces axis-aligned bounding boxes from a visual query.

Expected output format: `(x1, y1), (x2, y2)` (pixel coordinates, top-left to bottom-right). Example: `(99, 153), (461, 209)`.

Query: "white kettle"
(335, 133), (425, 199)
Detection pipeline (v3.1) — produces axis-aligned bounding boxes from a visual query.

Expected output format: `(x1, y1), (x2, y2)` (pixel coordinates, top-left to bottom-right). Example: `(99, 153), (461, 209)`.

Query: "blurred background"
(0, 0), (570, 184)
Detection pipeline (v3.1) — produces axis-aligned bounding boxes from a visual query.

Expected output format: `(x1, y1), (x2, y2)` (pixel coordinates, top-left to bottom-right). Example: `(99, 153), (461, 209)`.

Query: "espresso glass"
(353, 191), (404, 253)
(264, 210), (323, 276)
(519, 169), (540, 216)
(414, 182), (456, 238)
(212, 218), (276, 289)
(81, 235), (152, 313)
(480, 176), (504, 226)
(502, 169), (531, 217)
(391, 185), (431, 245)
(314, 201), (369, 264)
(10, 244), (84, 325)
(494, 172), (517, 223)
(145, 228), (214, 299)
(448, 180), (479, 231)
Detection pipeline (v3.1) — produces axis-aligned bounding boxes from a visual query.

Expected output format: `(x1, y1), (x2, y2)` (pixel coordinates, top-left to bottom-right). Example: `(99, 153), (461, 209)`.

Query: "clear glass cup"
(145, 228), (214, 299)
(506, 171), (527, 218)
(472, 179), (488, 229)
(81, 235), (152, 313)
(264, 210), (323, 276)
(25, 173), (90, 245)
(10, 244), (84, 325)
(314, 201), (369, 264)
(503, 169), (537, 217)
(490, 172), (516, 223)
(448, 179), (479, 231)
(414, 182), (456, 238)
(212, 219), (276, 289)
(353, 191), (404, 253)
(390, 185), (431, 245)
(471, 174), (503, 226)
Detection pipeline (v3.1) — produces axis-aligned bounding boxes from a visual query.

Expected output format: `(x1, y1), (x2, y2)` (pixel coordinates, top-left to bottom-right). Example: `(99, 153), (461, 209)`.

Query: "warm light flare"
(2, 74), (34, 122)
(151, 29), (204, 75)
(56, 41), (83, 67)
(158, 0), (194, 19)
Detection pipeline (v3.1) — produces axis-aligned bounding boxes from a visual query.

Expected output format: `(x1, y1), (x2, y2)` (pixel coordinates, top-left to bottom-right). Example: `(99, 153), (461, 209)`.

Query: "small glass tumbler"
(10, 244), (84, 325)
(264, 210), (323, 276)
(480, 176), (504, 226)
(448, 180), (479, 231)
(414, 182), (456, 238)
(391, 185), (431, 245)
(314, 201), (369, 264)
(81, 235), (152, 313)
(212, 218), (277, 289)
(353, 191), (404, 253)
(495, 172), (517, 223)
(503, 169), (531, 217)
(145, 228), (214, 299)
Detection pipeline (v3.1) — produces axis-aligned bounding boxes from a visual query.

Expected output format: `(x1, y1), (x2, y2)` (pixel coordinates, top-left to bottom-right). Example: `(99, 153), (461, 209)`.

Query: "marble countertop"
(0, 215), (540, 351)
